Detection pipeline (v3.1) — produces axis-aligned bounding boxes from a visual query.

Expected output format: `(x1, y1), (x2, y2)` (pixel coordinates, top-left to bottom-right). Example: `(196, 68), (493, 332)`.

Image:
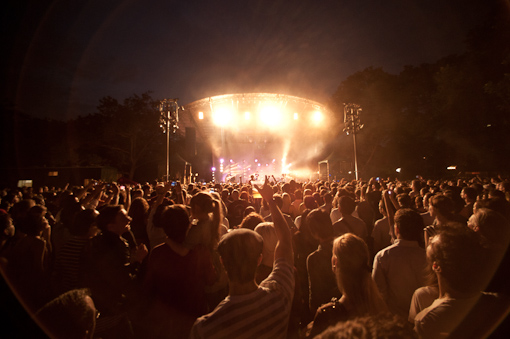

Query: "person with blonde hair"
(186, 191), (227, 310)
(190, 177), (294, 339)
(307, 233), (387, 338)
(186, 191), (223, 251)
(254, 222), (278, 283)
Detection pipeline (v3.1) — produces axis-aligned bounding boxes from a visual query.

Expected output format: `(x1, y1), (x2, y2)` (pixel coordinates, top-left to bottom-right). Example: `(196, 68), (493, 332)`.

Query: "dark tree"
(77, 92), (165, 180)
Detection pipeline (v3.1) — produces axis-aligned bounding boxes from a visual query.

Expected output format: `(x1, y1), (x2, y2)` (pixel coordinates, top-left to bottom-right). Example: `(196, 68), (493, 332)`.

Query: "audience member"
(306, 209), (341, 314)
(332, 196), (368, 239)
(36, 288), (97, 339)
(307, 233), (387, 338)
(372, 209), (427, 317)
(190, 177), (294, 338)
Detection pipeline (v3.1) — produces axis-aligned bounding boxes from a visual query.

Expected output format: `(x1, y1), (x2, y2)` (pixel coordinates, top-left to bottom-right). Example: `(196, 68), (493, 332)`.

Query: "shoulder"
(374, 242), (395, 259)
(306, 249), (321, 263)
(260, 258), (294, 294)
(317, 297), (347, 315)
(350, 215), (366, 225)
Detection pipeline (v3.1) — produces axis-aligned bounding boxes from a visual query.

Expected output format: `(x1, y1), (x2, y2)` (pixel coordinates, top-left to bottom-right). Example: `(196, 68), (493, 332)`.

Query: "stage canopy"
(180, 93), (338, 182)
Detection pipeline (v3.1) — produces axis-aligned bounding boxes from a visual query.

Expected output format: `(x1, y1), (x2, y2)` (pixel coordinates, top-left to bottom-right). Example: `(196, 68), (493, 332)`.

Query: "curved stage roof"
(180, 93), (334, 143)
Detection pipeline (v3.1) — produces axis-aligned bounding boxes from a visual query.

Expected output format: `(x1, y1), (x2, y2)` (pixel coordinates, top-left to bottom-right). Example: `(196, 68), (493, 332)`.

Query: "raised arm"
(122, 185), (132, 211)
(255, 176), (293, 265)
(382, 189), (396, 242)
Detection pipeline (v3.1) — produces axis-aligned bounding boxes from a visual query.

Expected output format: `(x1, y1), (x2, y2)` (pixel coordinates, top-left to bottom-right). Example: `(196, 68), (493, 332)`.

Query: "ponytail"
(210, 199), (223, 248)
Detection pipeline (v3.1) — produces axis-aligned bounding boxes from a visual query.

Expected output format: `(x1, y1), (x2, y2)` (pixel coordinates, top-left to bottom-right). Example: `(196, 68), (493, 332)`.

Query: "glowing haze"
(185, 93), (336, 181)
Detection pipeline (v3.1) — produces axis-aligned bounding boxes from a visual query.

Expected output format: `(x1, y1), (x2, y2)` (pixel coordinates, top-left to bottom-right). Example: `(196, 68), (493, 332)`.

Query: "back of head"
(396, 193), (413, 209)
(412, 179), (421, 190)
(70, 209), (98, 237)
(152, 199), (174, 229)
(307, 208), (334, 241)
(254, 222), (278, 267)
(333, 234), (385, 315)
(160, 205), (190, 244)
(240, 191), (249, 200)
(462, 187), (477, 201)
(333, 234), (370, 288)
(282, 193), (291, 206)
(323, 193), (333, 205)
(430, 194), (454, 218)
(96, 205), (122, 232)
(128, 197), (149, 220)
(231, 190), (240, 200)
(339, 196), (356, 215)
(428, 227), (487, 294)
(240, 212), (265, 231)
(394, 208), (424, 242)
(315, 313), (417, 339)
(36, 289), (96, 339)
(243, 206), (256, 217)
(190, 191), (215, 213)
(294, 189), (303, 200)
(218, 228), (263, 283)
(484, 197), (510, 220)
(313, 192), (323, 206)
(304, 195), (318, 210)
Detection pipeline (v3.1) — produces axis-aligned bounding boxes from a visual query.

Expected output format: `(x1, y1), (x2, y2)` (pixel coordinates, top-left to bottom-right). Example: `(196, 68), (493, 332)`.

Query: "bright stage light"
(220, 158), (224, 164)
(245, 111), (251, 120)
(212, 167), (216, 172)
(213, 107), (233, 126)
(260, 105), (281, 126)
(198, 112), (204, 120)
(294, 113), (298, 120)
(312, 111), (323, 124)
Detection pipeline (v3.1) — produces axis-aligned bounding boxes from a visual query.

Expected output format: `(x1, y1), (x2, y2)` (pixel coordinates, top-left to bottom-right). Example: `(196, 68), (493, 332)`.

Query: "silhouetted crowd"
(1, 176), (509, 338)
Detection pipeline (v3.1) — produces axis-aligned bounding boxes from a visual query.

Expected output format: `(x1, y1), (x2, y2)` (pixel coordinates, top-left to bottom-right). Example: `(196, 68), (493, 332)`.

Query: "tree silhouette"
(77, 92), (165, 180)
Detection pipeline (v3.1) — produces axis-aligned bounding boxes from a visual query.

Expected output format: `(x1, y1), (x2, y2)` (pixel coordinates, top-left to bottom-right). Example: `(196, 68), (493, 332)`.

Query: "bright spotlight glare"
(312, 111), (323, 123)
(211, 167), (216, 172)
(220, 158), (224, 164)
(213, 107), (233, 126)
(396, 168), (402, 173)
(294, 113), (298, 120)
(260, 106), (281, 126)
(245, 111), (251, 120)
(198, 112), (204, 120)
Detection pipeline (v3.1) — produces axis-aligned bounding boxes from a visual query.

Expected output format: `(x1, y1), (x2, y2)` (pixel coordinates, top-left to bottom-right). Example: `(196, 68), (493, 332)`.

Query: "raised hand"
(254, 176), (274, 203)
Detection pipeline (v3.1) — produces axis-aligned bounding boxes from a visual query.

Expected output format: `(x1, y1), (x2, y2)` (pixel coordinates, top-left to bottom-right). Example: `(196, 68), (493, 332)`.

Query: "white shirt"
(372, 239), (427, 317)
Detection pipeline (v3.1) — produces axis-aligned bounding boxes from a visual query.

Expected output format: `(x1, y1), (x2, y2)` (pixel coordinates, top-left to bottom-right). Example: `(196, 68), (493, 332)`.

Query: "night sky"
(3, 0), (493, 120)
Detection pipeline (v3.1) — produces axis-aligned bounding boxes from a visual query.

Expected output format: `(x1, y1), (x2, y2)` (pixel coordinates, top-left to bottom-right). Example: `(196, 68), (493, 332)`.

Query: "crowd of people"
(0, 175), (509, 338)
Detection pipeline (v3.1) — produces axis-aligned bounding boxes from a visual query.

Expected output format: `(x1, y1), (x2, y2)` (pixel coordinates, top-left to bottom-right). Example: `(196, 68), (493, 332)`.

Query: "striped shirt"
(190, 257), (295, 339)
(53, 236), (89, 294)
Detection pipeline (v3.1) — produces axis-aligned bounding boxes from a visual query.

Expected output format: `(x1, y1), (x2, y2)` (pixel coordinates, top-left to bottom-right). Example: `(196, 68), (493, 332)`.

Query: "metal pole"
(353, 131), (358, 180)
(166, 110), (170, 181)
